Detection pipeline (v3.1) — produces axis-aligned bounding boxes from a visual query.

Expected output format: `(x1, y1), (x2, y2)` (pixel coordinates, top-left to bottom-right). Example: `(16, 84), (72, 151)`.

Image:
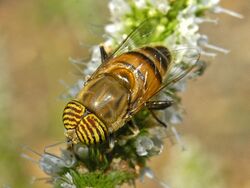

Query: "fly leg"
(118, 119), (140, 141)
(99, 45), (109, 63)
(146, 100), (173, 128)
(106, 121), (139, 152)
(148, 109), (168, 127)
(44, 141), (66, 154)
(127, 118), (140, 137)
(146, 100), (173, 110)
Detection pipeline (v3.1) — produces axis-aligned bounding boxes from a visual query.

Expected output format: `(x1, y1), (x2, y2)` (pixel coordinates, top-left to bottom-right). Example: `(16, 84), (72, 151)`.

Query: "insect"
(62, 19), (200, 145)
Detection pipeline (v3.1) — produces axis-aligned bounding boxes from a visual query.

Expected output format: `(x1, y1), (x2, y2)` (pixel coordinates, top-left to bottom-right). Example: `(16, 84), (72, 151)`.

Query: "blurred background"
(0, 0), (249, 188)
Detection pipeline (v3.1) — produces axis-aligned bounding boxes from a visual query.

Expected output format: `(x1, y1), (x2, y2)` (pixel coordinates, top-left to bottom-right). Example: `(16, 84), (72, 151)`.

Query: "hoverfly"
(63, 19), (200, 145)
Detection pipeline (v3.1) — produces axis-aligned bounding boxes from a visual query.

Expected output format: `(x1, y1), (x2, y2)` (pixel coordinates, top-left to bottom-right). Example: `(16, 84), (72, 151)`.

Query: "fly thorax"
(76, 74), (131, 132)
(95, 61), (145, 105)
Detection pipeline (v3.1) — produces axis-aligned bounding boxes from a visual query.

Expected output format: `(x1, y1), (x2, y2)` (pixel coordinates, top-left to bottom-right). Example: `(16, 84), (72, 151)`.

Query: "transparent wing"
(166, 47), (200, 85)
(85, 19), (157, 82)
(108, 18), (157, 59)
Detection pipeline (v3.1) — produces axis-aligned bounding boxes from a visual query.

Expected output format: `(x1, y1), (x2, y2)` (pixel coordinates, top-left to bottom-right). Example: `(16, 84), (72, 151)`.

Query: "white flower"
(108, 0), (131, 21)
(213, 6), (243, 19)
(200, 0), (220, 8)
(156, 1), (170, 14)
(198, 35), (229, 54)
(135, 136), (154, 156)
(140, 167), (171, 188)
(148, 0), (171, 14)
(134, 0), (147, 9)
(148, 126), (168, 141)
(104, 22), (125, 45)
(66, 79), (85, 98)
(60, 173), (76, 188)
(82, 45), (102, 77)
(187, 0), (220, 9)
(135, 133), (164, 157)
(178, 16), (199, 36)
(61, 182), (76, 188)
(39, 149), (76, 176)
(73, 143), (89, 160)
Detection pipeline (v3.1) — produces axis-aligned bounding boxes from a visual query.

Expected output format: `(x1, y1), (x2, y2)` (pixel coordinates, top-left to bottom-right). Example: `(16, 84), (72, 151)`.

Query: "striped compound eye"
(63, 100), (108, 145)
(63, 100), (85, 130)
(75, 113), (108, 145)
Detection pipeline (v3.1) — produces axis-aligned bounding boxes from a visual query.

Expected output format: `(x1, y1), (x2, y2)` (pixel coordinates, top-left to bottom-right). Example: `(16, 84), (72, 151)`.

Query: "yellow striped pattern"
(63, 100), (85, 130)
(76, 113), (108, 145)
(63, 100), (108, 145)
(85, 114), (107, 142)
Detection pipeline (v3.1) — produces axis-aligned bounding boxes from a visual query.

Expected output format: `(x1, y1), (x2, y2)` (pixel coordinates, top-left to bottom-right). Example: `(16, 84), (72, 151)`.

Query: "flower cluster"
(28, 0), (242, 187)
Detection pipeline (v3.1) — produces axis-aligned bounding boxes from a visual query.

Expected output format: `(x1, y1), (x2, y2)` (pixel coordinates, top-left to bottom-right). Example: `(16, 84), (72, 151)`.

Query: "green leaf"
(69, 170), (134, 188)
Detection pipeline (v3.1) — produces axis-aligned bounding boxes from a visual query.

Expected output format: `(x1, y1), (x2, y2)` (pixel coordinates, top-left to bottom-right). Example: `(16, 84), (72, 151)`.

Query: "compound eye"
(62, 100), (85, 130)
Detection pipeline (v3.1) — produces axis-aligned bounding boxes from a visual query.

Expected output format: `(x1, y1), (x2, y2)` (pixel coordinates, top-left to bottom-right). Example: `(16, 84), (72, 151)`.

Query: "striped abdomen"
(63, 100), (108, 145)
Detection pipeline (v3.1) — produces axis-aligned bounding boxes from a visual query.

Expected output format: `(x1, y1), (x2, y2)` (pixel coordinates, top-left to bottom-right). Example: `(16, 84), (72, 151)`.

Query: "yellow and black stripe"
(63, 100), (85, 130)
(126, 50), (163, 82)
(76, 114), (108, 145)
(63, 100), (108, 145)
(141, 46), (172, 73)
